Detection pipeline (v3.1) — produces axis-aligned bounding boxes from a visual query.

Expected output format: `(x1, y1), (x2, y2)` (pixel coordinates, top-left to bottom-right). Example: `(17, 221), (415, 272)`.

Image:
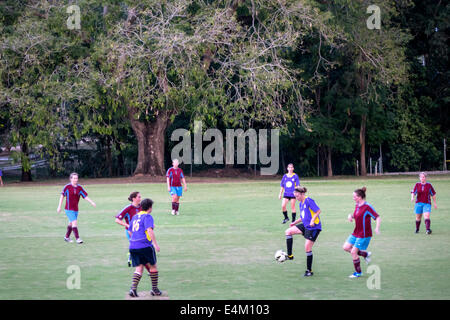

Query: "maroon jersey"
(411, 183), (436, 204)
(115, 204), (141, 229)
(61, 184), (88, 212)
(352, 202), (379, 238)
(166, 167), (184, 187)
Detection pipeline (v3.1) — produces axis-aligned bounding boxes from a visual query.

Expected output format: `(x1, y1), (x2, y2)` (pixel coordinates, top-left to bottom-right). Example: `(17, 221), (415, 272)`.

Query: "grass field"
(0, 175), (449, 300)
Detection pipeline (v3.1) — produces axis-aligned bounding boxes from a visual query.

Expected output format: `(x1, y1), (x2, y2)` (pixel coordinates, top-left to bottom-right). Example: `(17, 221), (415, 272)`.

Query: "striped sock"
(150, 271), (159, 290)
(131, 272), (142, 291)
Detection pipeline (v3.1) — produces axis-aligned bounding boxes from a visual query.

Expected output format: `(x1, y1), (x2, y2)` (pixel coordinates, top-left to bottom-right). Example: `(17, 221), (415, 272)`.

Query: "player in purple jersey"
(115, 191), (142, 267)
(278, 163), (300, 224)
(343, 187), (381, 278)
(127, 198), (162, 297)
(57, 173), (96, 243)
(411, 172), (437, 234)
(284, 186), (322, 277)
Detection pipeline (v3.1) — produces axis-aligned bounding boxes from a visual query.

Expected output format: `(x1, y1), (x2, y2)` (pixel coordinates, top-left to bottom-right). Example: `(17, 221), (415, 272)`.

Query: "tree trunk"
(20, 141), (32, 182)
(327, 146), (333, 177)
(128, 108), (170, 176)
(360, 114), (367, 176)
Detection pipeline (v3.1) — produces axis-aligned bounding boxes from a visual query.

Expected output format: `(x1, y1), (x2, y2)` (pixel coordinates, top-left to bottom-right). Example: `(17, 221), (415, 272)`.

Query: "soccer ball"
(274, 250), (287, 263)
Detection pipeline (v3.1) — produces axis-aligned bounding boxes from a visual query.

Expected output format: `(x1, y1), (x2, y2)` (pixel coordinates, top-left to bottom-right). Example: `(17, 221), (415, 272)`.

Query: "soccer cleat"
(364, 251), (372, 264)
(76, 238), (84, 244)
(150, 288), (162, 296)
(415, 229), (419, 234)
(426, 229), (432, 235)
(303, 270), (314, 277)
(175, 211), (179, 216)
(171, 210), (176, 215)
(64, 237), (73, 243)
(349, 272), (362, 278)
(287, 255), (294, 260)
(282, 218), (289, 224)
(129, 289), (138, 297)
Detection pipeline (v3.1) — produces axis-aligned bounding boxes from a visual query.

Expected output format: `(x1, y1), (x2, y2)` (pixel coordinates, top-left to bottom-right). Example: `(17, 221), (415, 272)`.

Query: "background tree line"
(0, 0), (448, 181)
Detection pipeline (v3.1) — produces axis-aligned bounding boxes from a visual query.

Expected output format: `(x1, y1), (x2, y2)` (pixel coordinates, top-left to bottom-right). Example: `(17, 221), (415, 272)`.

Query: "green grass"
(0, 176), (449, 300)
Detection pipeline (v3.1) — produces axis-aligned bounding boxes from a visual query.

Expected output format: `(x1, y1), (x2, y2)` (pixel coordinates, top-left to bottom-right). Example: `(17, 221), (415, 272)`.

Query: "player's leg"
(64, 210), (77, 242)
(281, 198), (289, 224)
(304, 239), (315, 276)
(285, 224), (303, 259)
(129, 263), (144, 297)
(424, 209), (432, 234)
(172, 194), (180, 215)
(415, 203), (423, 233)
(71, 219), (83, 243)
(174, 188), (182, 215)
(147, 246), (161, 295)
(290, 198), (296, 222)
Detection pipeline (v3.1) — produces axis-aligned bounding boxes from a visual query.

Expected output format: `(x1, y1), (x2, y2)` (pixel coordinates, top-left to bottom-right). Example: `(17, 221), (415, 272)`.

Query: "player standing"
(128, 198), (162, 297)
(57, 173), (96, 243)
(166, 159), (187, 215)
(284, 186), (321, 277)
(411, 172), (437, 234)
(343, 187), (381, 278)
(279, 163), (300, 223)
(115, 191), (142, 266)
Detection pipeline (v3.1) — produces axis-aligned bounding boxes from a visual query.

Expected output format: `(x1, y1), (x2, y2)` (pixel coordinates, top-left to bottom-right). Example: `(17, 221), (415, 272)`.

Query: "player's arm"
(374, 216), (381, 234)
(432, 194), (437, 209)
(182, 177), (187, 191)
(57, 194), (64, 213)
(309, 209), (321, 227)
(115, 217), (129, 228)
(278, 187), (284, 200)
(166, 177), (171, 192)
(84, 196), (96, 207)
(347, 213), (354, 222)
(411, 184), (417, 202)
(146, 227), (160, 252)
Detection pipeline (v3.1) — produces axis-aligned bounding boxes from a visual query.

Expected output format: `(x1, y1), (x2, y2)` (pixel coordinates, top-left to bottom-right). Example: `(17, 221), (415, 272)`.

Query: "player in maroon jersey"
(115, 191), (142, 266)
(411, 172), (437, 234)
(343, 187), (381, 278)
(57, 173), (96, 243)
(166, 159), (187, 215)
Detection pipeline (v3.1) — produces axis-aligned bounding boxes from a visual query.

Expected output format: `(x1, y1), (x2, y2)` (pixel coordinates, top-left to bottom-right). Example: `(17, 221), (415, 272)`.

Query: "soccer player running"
(284, 186), (321, 277)
(343, 187), (381, 278)
(57, 172), (96, 244)
(115, 191), (142, 267)
(279, 163), (300, 224)
(411, 172), (437, 234)
(128, 198), (162, 297)
(166, 159), (187, 215)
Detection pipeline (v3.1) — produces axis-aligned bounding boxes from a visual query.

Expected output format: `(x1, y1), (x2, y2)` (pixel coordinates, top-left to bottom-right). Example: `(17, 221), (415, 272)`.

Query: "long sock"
(286, 235), (293, 256)
(306, 251), (313, 271)
(150, 271), (159, 290)
(358, 250), (368, 258)
(174, 202), (180, 212)
(171, 202), (176, 210)
(65, 225), (73, 238)
(283, 211), (288, 219)
(416, 220), (421, 231)
(425, 219), (431, 231)
(292, 212), (296, 222)
(72, 227), (79, 239)
(131, 272), (142, 291)
(353, 258), (361, 273)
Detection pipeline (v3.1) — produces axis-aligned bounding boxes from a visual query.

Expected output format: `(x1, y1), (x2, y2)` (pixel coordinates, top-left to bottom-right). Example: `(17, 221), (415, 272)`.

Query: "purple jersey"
(115, 204), (141, 229)
(128, 212), (154, 249)
(61, 184), (88, 212)
(280, 173), (300, 197)
(411, 183), (436, 205)
(299, 197), (321, 230)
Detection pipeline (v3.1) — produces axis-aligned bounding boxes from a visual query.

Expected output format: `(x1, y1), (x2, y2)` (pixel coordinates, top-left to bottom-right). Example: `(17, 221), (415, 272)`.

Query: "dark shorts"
(283, 196), (295, 200)
(129, 246), (157, 267)
(295, 223), (321, 242)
